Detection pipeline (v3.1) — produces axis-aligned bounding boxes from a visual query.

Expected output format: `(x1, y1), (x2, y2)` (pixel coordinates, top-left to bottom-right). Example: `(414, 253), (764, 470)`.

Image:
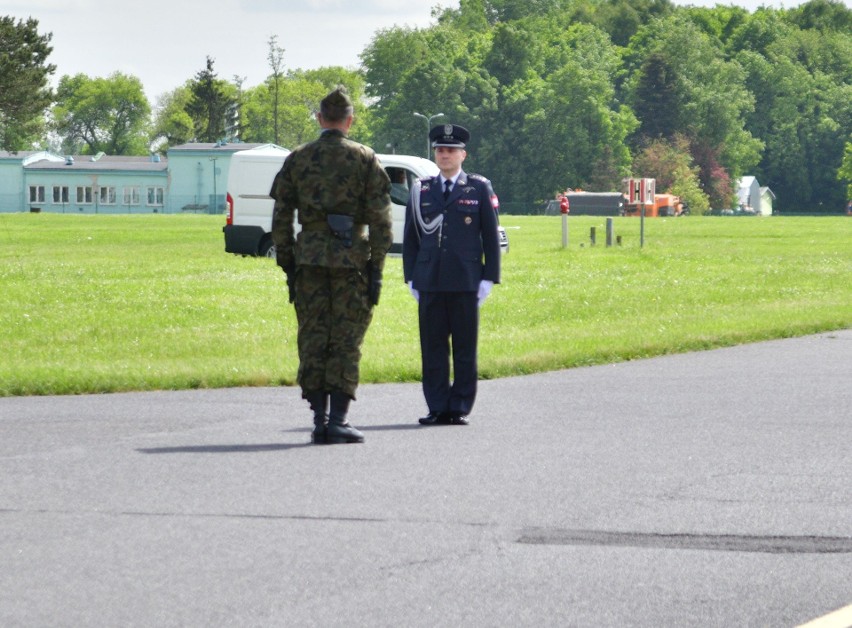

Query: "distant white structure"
(737, 176), (774, 215)
(759, 186), (776, 216)
(737, 176), (760, 213)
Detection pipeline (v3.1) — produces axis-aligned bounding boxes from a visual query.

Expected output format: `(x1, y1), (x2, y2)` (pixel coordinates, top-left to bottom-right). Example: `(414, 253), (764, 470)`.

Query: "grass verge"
(1, 213), (849, 396)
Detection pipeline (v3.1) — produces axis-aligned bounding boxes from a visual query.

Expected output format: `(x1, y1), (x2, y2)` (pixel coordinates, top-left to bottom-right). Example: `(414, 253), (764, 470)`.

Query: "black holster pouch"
(366, 260), (382, 306)
(327, 214), (354, 248)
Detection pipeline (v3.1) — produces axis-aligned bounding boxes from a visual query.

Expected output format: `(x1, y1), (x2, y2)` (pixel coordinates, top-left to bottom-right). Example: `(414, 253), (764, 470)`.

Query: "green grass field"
(1, 213), (849, 396)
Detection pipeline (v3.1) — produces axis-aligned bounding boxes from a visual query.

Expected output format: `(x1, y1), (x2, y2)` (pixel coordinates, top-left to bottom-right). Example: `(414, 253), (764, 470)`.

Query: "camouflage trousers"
(293, 265), (373, 399)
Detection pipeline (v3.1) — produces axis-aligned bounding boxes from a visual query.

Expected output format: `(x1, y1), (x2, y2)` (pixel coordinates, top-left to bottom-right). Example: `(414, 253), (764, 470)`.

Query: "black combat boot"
(305, 391), (328, 444)
(326, 392), (364, 444)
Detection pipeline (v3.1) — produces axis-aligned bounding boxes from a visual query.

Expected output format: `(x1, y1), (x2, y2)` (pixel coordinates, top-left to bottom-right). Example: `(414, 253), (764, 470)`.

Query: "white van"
(223, 145), (291, 257)
(223, 147), (508, 256)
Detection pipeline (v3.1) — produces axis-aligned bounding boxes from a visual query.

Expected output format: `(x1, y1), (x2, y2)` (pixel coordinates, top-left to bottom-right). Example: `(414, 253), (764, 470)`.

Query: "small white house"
(737, 176), (761, 213)
(758, 186), (776, 216)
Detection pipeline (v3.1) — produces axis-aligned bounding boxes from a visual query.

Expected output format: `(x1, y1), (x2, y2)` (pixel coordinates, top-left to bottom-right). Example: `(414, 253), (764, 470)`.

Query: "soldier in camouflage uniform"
(270, 87), (393, 445)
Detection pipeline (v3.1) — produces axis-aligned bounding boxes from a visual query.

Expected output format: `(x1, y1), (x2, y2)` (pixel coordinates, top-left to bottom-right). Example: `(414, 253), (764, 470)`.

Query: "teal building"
(0, 143), (283, 215)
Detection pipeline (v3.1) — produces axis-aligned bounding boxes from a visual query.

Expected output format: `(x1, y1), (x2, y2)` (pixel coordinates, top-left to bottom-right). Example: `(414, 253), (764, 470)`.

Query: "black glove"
(367, 261), (382, 306)
(277, 255), (296, 303)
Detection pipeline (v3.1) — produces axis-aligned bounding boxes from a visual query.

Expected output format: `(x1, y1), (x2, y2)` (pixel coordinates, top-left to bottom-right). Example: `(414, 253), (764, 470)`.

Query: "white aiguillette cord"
(410, 180), (443, 243)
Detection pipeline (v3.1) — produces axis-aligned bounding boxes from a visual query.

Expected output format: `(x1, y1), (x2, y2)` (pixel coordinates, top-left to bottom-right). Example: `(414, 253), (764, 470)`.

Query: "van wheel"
(258, 240), (276, 258)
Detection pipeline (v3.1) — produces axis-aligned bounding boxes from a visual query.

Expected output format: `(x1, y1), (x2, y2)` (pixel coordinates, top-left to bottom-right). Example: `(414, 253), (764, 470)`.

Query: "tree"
(632, 135), (710, 214)
(479, 0), (562, 23)
(151, 86), (194, 150)
(240, 67), (368, 148)
(361, 26), (432, 113)
(679, 5), (749, 45)
(186, 56), (237, 143)
(625, 14), (762, 206)
(690, 140), (736, 209)
(452, 0), (490, 31)
(267, 35), (285, 145)
(241, 77), (324, 147)
(725, 6), (791, 56)
(358, 1), (849, 211)
(838, 141), (852, 202)
(592, 0), (675, 48)
(0, 16), (55, 150)
(478, 22), (635, 202)
(52, 72), (151, 155)
(632, 52), (680, 141)
(363, 25), (485, 158)
(735, 16), (852, 212)
(483, 22), (537, 86)
(788, 0), (852, 33)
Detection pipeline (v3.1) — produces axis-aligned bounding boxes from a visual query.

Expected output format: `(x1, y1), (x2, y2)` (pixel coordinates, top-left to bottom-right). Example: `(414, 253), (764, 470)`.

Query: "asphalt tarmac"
(1, 330), (850, 627)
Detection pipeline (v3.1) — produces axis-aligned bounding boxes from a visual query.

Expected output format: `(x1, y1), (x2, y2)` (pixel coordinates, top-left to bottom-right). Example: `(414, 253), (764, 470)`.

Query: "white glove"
(408, 281), (419, 303)
(477, 280), (493, 307)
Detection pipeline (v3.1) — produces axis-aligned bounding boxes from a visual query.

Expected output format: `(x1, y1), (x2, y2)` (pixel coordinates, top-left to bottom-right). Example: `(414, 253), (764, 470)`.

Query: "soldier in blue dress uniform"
(402, 124), (501, 425)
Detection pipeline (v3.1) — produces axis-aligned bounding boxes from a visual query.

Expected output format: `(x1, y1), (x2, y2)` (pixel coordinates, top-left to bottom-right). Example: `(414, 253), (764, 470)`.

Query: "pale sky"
(7, 0), (809, 105)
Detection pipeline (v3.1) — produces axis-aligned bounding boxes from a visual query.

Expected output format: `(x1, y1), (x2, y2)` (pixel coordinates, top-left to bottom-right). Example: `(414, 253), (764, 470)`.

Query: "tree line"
(1, 0), (850, 213)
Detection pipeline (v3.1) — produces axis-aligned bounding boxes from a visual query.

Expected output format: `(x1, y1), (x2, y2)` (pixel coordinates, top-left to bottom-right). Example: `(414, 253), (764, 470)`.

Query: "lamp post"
(413, 111), (444, 159)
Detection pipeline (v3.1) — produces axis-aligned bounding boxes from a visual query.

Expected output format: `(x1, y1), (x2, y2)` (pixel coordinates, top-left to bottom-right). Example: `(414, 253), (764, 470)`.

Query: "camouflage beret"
(321, 87), (353, 110)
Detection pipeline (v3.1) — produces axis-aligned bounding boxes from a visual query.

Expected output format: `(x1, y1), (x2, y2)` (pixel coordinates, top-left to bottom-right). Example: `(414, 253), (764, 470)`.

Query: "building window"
(76, 186), (93, 204)
(146, 186), (164, 206)
(123, 186), (141, 205)
(98, 186), (117, 205)
(53, 186), (69, 204)
(29, 185), (45, 203)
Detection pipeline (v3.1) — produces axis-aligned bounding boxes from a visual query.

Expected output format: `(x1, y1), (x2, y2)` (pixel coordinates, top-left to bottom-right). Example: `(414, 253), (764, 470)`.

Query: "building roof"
(0, 150), (40, 159)
(168, 142), (271, 153)
(1, 150), (54, 164)
(737, 176), (760, 204)
(24, 154), (168, 172)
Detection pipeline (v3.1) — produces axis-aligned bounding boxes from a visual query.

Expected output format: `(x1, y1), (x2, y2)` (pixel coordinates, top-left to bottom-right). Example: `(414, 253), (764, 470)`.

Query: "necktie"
(443, 179), (452, 200)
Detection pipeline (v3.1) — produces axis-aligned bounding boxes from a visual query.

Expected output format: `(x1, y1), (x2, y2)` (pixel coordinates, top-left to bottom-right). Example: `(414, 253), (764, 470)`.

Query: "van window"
(385, 166), (419, 205)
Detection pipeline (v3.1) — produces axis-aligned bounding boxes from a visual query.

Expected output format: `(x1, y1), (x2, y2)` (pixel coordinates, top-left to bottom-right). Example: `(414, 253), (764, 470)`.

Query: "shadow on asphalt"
(281, 423), (424, 433)
(137, 423), (425, 454)
(136, 443), (312, 454)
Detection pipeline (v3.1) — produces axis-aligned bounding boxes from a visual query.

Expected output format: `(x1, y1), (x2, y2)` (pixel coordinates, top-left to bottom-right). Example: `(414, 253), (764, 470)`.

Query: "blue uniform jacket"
(403, 170), (501, 292)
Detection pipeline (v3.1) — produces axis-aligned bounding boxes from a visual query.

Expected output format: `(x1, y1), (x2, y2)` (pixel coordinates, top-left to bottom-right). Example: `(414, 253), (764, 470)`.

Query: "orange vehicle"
(623, 193), (682, 217)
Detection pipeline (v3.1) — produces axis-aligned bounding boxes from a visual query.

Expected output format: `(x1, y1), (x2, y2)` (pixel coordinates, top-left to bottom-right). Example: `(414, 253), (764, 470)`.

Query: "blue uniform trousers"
(418, 290), (479, 416)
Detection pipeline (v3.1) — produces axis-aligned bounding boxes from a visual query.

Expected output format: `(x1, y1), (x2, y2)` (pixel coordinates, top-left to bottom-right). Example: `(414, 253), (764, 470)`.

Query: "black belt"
(301, 221), (366, 233)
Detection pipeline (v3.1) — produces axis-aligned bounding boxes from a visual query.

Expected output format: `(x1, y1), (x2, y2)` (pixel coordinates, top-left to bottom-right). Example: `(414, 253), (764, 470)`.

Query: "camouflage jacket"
(269, 129), (393, 271)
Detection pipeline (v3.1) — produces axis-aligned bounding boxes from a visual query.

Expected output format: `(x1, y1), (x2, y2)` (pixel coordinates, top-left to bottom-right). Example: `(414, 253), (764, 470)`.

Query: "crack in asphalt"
(0, 508), (386, 524)
(3, 508), (850, 554)
(517, 528), (852, 554)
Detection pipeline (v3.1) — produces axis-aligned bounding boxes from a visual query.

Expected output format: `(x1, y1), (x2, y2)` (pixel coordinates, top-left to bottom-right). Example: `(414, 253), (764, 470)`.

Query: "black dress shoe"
(448, 413), (469, 425)
(418, 411), (450, 425)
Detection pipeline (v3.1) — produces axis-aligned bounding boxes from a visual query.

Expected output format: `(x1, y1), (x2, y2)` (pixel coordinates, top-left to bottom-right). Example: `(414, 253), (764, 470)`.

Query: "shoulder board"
(467, 174), (491, 185)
